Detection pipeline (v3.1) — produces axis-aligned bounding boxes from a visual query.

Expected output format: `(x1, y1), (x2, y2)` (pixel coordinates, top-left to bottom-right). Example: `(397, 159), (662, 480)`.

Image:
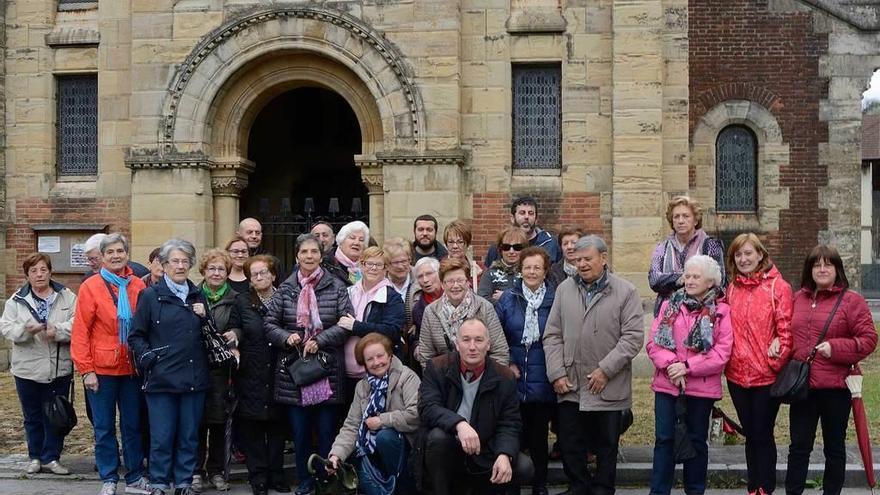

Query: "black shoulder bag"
(770, 289), (846, 404)
(43, 344), (78, 437)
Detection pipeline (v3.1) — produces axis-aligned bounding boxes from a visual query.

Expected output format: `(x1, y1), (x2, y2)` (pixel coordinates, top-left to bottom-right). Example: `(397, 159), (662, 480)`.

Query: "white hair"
(85, 233), (108, 253)
(684, 255), (722, 287)
(336, 221), (370, 246)
(414, 256), (440, 273)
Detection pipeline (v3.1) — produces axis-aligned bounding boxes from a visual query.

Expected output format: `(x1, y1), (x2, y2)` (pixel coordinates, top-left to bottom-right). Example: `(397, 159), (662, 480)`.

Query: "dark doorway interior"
(241, 87), (367, 268)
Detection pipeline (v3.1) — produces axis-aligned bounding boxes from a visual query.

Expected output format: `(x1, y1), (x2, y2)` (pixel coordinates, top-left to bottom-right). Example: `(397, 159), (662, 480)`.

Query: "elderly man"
(418, 318), (532, 495)
(237, 218), (265, 255)
(543, 235), (644, 495)
(310, 221), (336, 253)
(82, 233), (149, 281)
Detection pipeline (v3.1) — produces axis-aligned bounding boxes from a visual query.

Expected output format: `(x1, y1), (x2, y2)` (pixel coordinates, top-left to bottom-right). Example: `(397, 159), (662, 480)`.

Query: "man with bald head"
(237, 218), (265, 256)
(417, 318), (532, 494)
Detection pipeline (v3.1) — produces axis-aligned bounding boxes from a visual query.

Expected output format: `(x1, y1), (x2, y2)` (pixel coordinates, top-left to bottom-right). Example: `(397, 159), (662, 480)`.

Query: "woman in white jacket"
(0, 253), (77, 475)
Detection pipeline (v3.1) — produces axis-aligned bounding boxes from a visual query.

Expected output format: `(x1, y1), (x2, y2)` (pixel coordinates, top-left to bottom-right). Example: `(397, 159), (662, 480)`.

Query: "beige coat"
(0, 283), (77, 383)
(417, 294), (509, 367)
(543, 272), (644, 411)
(329, 357), (421, 461)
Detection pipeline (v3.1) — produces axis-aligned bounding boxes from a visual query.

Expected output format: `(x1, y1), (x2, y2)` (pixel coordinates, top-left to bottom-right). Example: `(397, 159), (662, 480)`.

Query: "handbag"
(284, 344), (335, 387)
(201, 312), (236, 369)
(43, 344), (77, 438)
(770, 289), (846, 404)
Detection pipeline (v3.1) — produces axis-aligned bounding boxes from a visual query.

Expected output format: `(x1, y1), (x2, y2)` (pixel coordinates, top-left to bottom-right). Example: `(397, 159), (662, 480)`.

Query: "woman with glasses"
(478, 226), (528, 304)
(225, 236), (252, 294)
(417, 258), (509, 367)
(338, 246), (405, 406)
(443, 219), (482, 288)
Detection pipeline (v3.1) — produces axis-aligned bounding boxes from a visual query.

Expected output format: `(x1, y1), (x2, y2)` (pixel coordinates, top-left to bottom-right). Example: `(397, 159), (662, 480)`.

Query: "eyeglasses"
(251, 269), (271, 279)
(228, 249), (249, 255)
(500, 243), (525, 251)
(363, 261), (385, 270)
(167, 259), (191, 267)
(444, 278), (469, 287)
(205, 266), (226, 273)
(389, 259), (410, 267)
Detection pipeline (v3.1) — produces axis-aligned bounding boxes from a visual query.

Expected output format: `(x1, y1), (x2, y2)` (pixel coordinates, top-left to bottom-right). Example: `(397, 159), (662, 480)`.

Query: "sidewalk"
(2, 445), (878, 487)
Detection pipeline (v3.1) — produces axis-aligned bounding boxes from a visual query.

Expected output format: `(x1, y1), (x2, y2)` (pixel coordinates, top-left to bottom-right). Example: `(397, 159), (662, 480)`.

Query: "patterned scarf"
(662, 230), (708, 274)
(563, 261), (577, 278)
(164, 273), (189, 303)
(101, 268), (134, 346)
(202, 282), (229, 304)
(30, 291), (57, 323)
(357, 372), (389, 456)
(438, 290), (474, 350)
(335, 247), (362, 284)
(297, 267), (333, 405)
(521, 281), (546, 347)
(653, 285), (723, 353)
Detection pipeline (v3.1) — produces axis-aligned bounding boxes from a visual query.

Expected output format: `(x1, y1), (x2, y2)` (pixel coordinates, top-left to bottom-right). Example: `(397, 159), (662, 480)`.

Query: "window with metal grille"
(513, 65), (561, 170)
(716, 125), (757, 212)
(57, 75), (98, 177)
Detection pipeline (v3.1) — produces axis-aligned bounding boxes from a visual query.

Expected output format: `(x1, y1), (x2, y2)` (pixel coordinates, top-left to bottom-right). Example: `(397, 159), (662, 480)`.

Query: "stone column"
(356, 156), (385, 244)
(210, 159), (254, 246)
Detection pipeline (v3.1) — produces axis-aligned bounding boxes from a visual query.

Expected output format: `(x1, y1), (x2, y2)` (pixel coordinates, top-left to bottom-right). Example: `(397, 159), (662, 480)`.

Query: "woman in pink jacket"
(724, 233), (792, 495)
(647, 255), (733, 495)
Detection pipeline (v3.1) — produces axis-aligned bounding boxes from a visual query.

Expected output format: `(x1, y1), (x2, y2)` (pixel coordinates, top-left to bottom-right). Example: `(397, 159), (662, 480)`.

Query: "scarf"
(164, 274), (190, 303)
(257, 287), (275, 307)
(662, 230), (708, 275)
(202, 282), (229, 305)
(521, 281), (546, 348)
(563, 261), (577, 278)
(653, 285), (723, 353)
(296, 267), (333, 405)
(30, 291), (57, 323)
(423, 289), (442, 305)
(335, 247), (362, 284)
(438, 290), (474, 350)
(101, 268), (134, 345)
(357, 372), (390, 456)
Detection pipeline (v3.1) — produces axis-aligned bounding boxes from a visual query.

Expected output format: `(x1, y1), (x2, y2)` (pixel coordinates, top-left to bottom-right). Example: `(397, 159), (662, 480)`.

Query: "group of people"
(0, 195), (876, 495)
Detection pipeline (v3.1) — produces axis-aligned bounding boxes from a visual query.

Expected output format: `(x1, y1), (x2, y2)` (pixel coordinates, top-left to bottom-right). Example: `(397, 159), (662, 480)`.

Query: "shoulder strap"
(808, 288), (847, 362)
(102, 278), (119, 307)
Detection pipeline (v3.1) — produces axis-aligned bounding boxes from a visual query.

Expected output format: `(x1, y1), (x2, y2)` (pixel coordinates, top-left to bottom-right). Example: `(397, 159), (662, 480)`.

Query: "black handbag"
(43, 344), (77, 438)
(770, 289), (846, 404)
(284, 345), (335, 387)
(201, 312), (236, 369)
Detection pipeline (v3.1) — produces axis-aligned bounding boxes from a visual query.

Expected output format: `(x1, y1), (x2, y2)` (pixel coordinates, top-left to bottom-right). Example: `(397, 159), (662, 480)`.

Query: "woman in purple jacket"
(646, 255), (733, 495)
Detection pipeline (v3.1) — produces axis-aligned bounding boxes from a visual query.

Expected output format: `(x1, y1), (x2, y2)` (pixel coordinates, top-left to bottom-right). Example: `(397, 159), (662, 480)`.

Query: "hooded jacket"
(484, 228), (562, 267)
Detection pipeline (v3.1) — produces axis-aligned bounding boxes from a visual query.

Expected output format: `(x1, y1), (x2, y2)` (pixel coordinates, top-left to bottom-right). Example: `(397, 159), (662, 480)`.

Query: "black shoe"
(250, 483), (268, 495)
(269, 481), (292, 493)
(531, 486), (549, 495)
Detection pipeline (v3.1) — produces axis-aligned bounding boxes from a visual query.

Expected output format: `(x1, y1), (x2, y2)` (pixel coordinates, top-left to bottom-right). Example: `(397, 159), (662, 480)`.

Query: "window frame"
(56, 74), (99, 180)
(511, 63), (562, 174)
(715, 124), (759, 213)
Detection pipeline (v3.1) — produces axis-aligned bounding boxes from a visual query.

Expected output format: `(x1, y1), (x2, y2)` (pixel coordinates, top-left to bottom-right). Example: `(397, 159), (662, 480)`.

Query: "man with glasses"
(82, 233), (149, 282)
(484, 197), (562, 267)
(417, 318), (532, 495)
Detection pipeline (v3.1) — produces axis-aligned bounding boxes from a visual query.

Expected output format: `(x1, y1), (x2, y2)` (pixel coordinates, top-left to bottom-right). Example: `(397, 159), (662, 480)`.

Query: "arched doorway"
(241, 86), (368, 269)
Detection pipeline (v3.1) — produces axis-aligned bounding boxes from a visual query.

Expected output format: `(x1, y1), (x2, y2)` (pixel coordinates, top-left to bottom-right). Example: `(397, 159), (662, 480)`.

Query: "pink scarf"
(344, 278), (394, 379)
(296, 267), (333, 405)
(334, 247), (362, 284)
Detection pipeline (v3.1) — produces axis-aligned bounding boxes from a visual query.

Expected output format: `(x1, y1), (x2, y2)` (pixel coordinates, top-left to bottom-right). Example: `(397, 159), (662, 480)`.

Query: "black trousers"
(196, 422), (225, 477)
(423, 427), (533, 495)
(236, 417), (287, 486)
(557, 402), (622, 495)
(727, 381), (781, 493)
(785, 388), (851, 495)
(521, 402), (553, 488)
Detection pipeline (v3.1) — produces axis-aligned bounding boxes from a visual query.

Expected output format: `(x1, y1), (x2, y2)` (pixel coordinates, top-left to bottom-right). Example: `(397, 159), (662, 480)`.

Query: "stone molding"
(125, 151), (211, 170)
(210, 176), (248, 197)
(45, 27), (100, 47)
(372, 150), (467, 167)
(506, 8), (567, 34)
(160, 6), (423, 152)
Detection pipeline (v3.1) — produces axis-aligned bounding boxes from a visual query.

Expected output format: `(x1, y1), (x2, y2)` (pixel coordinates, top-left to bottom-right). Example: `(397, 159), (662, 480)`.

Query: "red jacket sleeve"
(70, 281), (97, 375)
(770, 278), (794, 372)
(828, 293), (878, 366)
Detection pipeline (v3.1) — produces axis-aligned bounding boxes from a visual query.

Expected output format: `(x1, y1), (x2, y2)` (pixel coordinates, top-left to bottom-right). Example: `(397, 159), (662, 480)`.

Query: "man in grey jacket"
(543, 235), (644, 495)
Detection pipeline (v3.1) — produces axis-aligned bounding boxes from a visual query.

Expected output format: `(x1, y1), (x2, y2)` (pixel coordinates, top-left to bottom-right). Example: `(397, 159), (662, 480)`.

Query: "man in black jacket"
(418, 318), (532, 494)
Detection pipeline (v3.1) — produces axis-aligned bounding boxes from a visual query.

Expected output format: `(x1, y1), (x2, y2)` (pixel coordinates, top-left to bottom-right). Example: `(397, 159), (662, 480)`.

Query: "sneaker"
(99, 481), (118, 495)
(294, 479), (314, 495)
(25, 459), (41, 474)
(125, 476), (152, 494)
(209, 474), (229, 491)
(190, 475), (203, 494)
(44, 460), (71, 475)
(173, 488), (195, 495)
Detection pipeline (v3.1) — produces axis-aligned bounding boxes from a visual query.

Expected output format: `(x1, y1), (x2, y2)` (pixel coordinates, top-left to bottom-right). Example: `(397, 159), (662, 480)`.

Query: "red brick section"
(690, 0), (829, 282)
(471, 192), (607, 263)
(6, 197), (132, 295)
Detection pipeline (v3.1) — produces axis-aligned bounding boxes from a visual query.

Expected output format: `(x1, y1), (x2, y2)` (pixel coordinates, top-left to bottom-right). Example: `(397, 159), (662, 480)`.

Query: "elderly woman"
(226, 236), (252, 294)
(548, 227), (584, 287)
(193, 248), (241, 492)
(478, 227), (527, 304)
(495, 247), (556, 495)
(328, 333), (420, 494)
(443, 219), (482, 287)
(128, 238), (212, 495)
(785, 245), (878, 495)
(649, 196), (725, 316)
(228, 255), (287, 495)
(71, 233), (150, 495)
(324, 221), (369, 285)
(646, 255), (733, 495)
(142, 247), (164, 287)
(406, 257), (442, 371)
(264, 233), (354, 495)
(0, 253), (77, 476)
(418, 258), (509, 367)
(724, 233), (793, 495)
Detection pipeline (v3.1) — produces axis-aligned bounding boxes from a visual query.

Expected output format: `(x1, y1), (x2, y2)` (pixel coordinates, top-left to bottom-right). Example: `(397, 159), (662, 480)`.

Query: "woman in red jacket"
(785, 245), (878, 495)
(723, 233), (793, 495)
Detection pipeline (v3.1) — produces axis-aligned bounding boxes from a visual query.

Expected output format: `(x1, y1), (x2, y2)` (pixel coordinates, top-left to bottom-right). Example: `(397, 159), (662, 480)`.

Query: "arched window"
(716, 125), (758, 212)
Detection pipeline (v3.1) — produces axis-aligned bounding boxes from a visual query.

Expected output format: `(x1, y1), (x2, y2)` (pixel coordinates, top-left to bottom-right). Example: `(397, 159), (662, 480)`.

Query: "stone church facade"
(1, 0), (879, 305)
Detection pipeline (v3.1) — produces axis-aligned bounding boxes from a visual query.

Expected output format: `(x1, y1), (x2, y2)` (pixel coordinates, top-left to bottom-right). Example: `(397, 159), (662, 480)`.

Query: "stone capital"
(210, 176), (248, 197)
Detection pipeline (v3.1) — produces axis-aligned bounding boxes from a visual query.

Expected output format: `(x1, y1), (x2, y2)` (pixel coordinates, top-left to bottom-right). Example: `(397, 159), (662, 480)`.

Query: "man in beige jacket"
(543, 235), (644, 495)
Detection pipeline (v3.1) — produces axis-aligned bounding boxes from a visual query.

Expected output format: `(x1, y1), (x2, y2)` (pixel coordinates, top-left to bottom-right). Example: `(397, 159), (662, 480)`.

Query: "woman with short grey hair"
(323, 221), (370, 285)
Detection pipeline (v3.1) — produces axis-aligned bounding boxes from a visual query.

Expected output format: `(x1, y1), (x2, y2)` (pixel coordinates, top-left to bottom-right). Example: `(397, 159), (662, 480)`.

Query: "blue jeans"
(358, 429), (412, 495)
(288, 404), (337, 488)
(649, 391), (714, 495)
(14, 375), (73, 464)
(86, 374), (145, 484)
(145, 392), (206, 489)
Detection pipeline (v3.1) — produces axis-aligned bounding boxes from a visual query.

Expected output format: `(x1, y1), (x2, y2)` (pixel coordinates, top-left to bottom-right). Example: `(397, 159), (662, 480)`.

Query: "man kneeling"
(418, 318), (533, 494)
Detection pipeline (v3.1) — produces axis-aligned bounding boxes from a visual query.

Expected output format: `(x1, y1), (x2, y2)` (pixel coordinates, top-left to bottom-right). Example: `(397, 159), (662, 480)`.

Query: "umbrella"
(846, 372), (877, 494)
(712, 406), (745, 436)
(223, 368), (237, 487)
(674, 388), (698, 463)
(308, 454), (358, 495)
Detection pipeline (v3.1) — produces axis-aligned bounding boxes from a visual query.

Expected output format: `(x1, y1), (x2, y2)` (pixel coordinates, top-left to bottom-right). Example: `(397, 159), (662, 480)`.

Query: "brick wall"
(689, 0), (829, 282)
(6, 197), (132, 294)
(472, 192), (607, 263)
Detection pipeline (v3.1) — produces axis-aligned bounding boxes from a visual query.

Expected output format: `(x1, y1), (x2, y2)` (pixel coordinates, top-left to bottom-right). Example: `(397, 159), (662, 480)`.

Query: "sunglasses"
(500, 243), (525, 251)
